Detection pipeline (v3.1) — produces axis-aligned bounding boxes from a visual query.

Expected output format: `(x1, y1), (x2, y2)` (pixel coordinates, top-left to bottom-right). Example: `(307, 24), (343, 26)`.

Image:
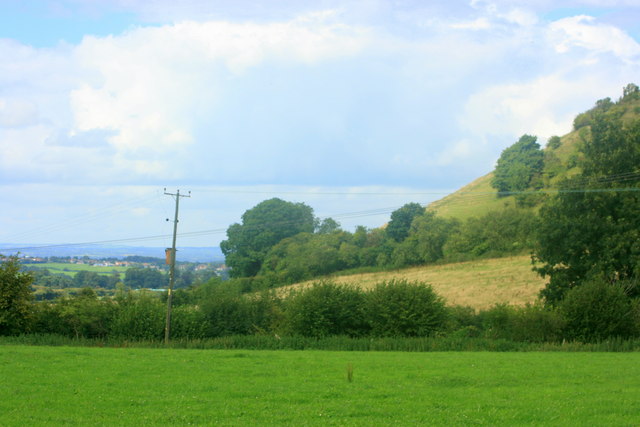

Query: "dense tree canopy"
(0, 256), (34, 335)
(386, 202), (425, 242)
(534, 109), (640, 304)
(221, 198), (316, 277)
(491, 134), (544, 196)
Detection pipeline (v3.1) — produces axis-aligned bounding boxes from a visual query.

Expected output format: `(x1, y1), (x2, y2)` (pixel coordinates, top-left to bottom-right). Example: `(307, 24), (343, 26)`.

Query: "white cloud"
(549, 15), (640, 61)
(459, 74), (625, 141)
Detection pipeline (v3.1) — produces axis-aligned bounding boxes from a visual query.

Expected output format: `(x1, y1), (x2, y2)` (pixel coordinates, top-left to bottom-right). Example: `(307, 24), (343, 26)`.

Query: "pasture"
(30, 262), (128, 277)
(1, 345), (638, 425)
(286, 255), (546, 309)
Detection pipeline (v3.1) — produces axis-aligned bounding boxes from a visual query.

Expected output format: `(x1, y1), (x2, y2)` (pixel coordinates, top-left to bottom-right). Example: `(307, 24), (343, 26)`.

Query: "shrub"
(170, 305), (208, 340)
(110, 291), (165, 340)
(364, 279), (447, 337)
(560, 279), (637, 342)
(200, 289), (280, 337)
(480, 303), (564, 342)
(283, 281), (368, 338)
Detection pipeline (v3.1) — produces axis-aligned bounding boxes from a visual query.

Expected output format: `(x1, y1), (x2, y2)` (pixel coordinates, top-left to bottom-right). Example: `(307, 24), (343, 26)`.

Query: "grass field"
(285, 255), (546, 310)
(29, 262), (129, 277)
(1, 345), (638, 425)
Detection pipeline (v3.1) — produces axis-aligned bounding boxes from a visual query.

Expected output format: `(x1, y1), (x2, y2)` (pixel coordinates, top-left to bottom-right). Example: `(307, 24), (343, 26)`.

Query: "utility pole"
(164, 188), (190, 345)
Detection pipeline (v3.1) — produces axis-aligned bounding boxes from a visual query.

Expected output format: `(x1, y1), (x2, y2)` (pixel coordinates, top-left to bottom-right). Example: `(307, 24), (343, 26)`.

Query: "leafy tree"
(386, 202), (425, 242)
(391, 212), (458, 267)
(364, 279), (447, 337)
(622, 83), (639, 100)
(73, 270), (110, 288)
(124, 267), (168, 289)
(491, 134), (544, 196)
(316, 217), (341, 234)
(260, 231), (353, 283)
(535, 110), (640, 304)
(221, 198), (316, 277)
(0, 255), (34, 335)
(547, 135), (561, 150)
(444, 208), (536, 261)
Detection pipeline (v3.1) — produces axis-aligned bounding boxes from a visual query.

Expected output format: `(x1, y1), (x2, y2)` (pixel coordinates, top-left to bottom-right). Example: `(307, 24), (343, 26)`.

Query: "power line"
(3, 181), (640, 253)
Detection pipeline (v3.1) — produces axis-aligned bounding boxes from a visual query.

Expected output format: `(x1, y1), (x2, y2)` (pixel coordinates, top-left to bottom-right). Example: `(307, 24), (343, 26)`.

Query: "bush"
(200, 289), (280, 337)
(479, 303), (564, 342)
(170, 305), (208, 340)
(110, 291), (165, 340)
(364, 279), (447, 337)
(283, 281), (368, 338)
(560, 279), (637, 342)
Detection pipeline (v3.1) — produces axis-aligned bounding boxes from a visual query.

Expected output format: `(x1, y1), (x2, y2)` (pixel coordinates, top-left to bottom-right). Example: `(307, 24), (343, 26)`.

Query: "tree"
(221, 198), (316, 277)
(491, 134), (543, 196)
(391, 211), (458, 267)
(316, 217), (341, 234)
(534, 111), (640, 304)
(0, 255), (34, 335)
(386, 202), (425, 242)
(124, 267), (168, 289)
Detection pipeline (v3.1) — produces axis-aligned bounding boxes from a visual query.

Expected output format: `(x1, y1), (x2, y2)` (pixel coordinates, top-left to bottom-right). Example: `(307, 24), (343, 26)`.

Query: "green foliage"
(221, 198), (316, 278)
(559, 279), (636, 342)
(547, 135), (561, 150)
(36, 289), (117, 339)
(315, 217), (341, 234)
(444, 208), (537, 260)
(479, 304), (565, 343)
(110, 291), (165, 340)
(200, 287), (280, 337)
(260, 232), (352, 283)
(491, 134), (544, 196)
(535, 111), (640, 304)
(0, 255), (34, 335)
(391, 212), (459, 267)
(124, 267), (168, 289)
(364, 279), (448, 337)
(386, 202), (425, 242)
(73, 270), (118, 289)
(283, 281), (368, 337)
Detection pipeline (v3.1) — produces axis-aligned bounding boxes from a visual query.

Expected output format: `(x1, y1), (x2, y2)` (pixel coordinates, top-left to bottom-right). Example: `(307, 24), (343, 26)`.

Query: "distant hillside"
(0, 244), (224, 263)
(428, 85), (640, 220)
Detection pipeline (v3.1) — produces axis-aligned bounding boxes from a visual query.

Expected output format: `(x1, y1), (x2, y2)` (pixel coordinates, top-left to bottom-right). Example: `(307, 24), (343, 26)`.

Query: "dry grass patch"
(282, 256), (547, 310)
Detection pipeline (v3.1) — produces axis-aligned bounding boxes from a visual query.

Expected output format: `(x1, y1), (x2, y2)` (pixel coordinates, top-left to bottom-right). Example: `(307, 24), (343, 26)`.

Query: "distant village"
(19, 254), (227, 274)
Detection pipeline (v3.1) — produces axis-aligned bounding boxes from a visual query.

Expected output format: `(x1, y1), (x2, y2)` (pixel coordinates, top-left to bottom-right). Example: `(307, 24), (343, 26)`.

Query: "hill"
(429, 85), (640, 220)
(281, 255), (546, 310)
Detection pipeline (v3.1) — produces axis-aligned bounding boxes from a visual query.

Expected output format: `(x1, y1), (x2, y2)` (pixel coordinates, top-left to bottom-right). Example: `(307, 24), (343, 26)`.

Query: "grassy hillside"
(283, 255), (546, 310)
(428, 88), (640, 221)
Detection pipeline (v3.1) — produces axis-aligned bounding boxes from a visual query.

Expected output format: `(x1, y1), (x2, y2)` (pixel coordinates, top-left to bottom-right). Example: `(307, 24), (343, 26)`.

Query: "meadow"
(285, 255), (546, 309)
(32, 262), (128, 277)
(1, 344), (638, 425)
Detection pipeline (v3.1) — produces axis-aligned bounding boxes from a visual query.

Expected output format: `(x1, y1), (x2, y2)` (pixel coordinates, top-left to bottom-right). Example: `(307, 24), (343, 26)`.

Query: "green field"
(1, 345), (638, 425)
(30, 262), (129, 277)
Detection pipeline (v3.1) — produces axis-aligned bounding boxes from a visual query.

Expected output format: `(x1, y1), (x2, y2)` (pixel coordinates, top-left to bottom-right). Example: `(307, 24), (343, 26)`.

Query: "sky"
(1, 0), (639, 253)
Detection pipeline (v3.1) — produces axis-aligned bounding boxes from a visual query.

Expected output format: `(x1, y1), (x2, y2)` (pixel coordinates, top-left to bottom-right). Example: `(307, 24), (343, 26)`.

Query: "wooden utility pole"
(164, 188), (190, 345)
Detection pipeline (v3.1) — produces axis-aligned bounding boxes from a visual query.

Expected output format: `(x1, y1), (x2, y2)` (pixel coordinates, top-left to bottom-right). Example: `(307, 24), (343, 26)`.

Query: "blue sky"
(1, 0), (639, 251)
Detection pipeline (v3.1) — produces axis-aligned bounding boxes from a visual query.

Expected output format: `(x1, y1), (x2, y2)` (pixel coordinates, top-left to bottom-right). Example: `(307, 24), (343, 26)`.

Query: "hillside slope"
(282, 255), (546, 310)
(428, 86), (640, 220)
